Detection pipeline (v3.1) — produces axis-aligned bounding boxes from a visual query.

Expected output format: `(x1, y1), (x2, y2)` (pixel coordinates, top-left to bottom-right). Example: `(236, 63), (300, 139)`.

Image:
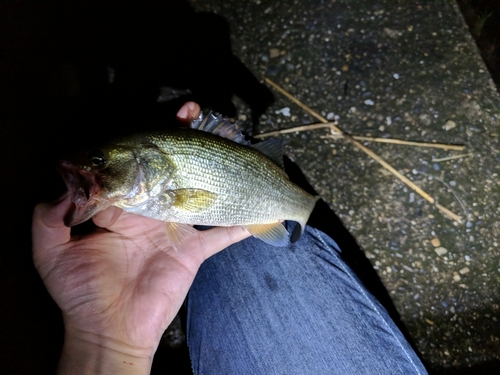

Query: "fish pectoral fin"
(169, 189), (218, 212)
(165, 222), (198, 254)
(246, 222), (289, 247)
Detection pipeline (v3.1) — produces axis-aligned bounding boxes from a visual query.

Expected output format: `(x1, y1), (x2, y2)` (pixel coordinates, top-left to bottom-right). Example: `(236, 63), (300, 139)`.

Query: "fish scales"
(59, 113), (318, 246)
(131, 130), (314, 226)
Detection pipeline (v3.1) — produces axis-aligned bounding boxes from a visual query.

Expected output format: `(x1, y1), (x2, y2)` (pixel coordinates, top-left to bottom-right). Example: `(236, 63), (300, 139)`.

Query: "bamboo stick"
(263, 77), (462, 222)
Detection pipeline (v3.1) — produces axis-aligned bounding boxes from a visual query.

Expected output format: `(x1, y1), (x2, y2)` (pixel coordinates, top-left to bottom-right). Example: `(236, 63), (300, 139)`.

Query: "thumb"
(93, 206), (123, 228)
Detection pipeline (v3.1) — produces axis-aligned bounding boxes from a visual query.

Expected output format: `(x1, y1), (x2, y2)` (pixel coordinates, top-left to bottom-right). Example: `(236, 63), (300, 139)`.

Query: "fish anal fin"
(165, 222), (198, 254)
(246, 222), (289, 247)
(169, 189), (217, 212)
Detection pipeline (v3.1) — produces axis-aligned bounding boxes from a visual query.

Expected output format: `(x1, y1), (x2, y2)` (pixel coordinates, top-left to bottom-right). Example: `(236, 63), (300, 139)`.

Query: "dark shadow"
(0, 1), (273, 374)
(457, 0), (500, 93)
(0, 0), (274, 155)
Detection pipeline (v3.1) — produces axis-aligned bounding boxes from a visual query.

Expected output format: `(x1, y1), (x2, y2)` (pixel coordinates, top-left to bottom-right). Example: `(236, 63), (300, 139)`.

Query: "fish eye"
(88, 150), (106, 167)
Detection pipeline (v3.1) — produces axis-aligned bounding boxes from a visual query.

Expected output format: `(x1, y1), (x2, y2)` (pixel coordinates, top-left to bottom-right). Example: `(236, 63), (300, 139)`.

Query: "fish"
(59, 112), (318, 247)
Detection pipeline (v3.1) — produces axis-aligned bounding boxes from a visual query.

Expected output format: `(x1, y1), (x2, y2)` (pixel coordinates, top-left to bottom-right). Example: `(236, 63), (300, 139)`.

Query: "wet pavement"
(1, 0), (499, 374)
(192, 0), (499, 372)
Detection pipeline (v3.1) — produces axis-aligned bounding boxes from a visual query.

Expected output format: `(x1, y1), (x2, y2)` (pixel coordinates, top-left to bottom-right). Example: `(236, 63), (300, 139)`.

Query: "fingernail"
(176, 104), (189, 119)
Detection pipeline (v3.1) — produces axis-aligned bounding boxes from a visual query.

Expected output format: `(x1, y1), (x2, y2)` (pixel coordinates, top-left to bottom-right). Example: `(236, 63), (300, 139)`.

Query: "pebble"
(435, 247), (448, 256)
(393, 73), (400, 79)
(459, 267), (470, 275)
(409, 192), (415, 203)
(384, 27), (403, 38)
(386, 116), (392, 125)
(443, 119), (457, 131)
(453, 274), (461, 282)
(327, 112), (335, 120)
(364, 99), (375, 106)
(269, 48), (280, 58)
(431, 237), (441, 247)
(275, 107), (291, 117)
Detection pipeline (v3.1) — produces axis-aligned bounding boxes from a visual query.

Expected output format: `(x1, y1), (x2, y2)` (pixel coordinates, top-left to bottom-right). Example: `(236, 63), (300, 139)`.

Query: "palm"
(33, 200), (249, 353)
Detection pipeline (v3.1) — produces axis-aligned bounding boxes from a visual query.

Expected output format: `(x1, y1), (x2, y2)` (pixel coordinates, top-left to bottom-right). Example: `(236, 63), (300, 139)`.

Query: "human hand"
(32, 102), (250, 374)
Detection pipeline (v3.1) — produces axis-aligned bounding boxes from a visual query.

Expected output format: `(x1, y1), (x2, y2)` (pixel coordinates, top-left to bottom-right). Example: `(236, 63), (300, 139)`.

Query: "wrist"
(58, 329), (155, 375)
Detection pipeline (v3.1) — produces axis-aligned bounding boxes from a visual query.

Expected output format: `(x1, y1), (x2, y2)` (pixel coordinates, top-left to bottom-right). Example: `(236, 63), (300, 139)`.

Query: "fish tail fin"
(290, 195), (320, 243)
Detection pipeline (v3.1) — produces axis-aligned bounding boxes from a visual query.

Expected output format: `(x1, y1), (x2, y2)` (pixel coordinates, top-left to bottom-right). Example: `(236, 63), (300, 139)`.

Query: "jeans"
(186, 225), (427, 375)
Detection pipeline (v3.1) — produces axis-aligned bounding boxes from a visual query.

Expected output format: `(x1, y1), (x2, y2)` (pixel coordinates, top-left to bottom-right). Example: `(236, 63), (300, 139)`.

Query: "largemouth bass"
(60, 113), (318, 246)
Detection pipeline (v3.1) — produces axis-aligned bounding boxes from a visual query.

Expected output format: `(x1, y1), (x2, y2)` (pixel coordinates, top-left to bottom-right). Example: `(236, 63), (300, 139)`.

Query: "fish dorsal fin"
(251, 139), (285, 169)
(246, 222), (289, 247)
(190, 112), (251, 146)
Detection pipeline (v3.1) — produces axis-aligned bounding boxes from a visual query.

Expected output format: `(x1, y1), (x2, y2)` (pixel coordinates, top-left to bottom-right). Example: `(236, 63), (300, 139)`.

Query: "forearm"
(57, 332), (154, 375)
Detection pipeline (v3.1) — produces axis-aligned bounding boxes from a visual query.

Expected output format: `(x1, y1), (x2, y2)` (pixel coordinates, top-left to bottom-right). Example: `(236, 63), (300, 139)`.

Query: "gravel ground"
(191, 0), (500, 371)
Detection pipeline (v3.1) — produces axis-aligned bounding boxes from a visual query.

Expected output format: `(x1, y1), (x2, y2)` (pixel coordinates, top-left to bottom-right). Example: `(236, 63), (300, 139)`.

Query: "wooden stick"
(264, 77), (327, 123)
(432, 153), (473, 162)
(263, 77), (462, 222)
(254, 124), (335, 137)
(255, 122), (465, 151)
(351, 136), (464, 150)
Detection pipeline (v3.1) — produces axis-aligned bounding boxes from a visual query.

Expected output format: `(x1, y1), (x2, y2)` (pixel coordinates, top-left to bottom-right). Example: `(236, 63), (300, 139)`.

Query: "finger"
(32, 193), (72, 261)
(176, 101), (201, 127)
(198, 226), (251, 260)
(93, 206), (123, 228)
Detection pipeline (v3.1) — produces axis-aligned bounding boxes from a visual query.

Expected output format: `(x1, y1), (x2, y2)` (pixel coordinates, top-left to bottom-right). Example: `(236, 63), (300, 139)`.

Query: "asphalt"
(0, 0), (499, 374)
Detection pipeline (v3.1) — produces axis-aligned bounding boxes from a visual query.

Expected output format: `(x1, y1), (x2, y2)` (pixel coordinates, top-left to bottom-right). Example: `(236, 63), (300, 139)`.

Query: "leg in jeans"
(187, 225), (427, 375)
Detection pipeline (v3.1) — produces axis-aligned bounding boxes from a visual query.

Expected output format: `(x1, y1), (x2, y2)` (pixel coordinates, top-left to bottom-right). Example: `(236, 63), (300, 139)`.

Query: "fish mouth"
(58, 161), (110, 227)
